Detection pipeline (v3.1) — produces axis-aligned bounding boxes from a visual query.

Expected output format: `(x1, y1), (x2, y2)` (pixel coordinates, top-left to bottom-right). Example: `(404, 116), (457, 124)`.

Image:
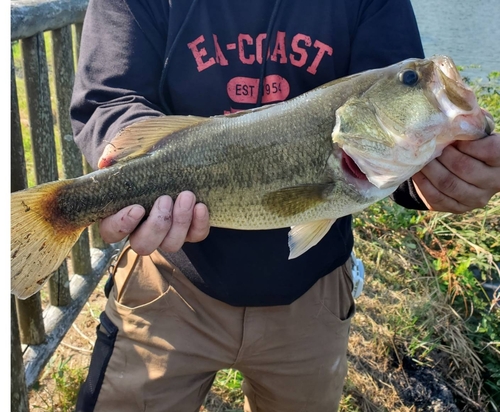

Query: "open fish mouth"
(338, 148), (398, 200)
(431, 56), (493, 133)
(429, 56), (495, 139)
(341, 150), (368, 181)
(340, 147), (409, 190)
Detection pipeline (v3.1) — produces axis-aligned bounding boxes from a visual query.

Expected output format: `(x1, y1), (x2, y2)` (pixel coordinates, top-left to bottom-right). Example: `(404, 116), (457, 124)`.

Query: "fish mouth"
(433, 55), (462, 83)
(431, 58), (479, 113)
(338, 149), (396, 199)
(341, 151), (368, 181)
(430, 56), (496, 138)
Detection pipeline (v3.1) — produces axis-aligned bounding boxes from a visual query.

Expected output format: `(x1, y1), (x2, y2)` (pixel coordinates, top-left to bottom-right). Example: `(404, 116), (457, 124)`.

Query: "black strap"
(75, 312), (118, 412)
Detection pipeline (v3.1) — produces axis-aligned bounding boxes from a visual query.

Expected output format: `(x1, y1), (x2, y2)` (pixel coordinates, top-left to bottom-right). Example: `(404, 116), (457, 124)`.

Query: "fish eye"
(400, 69), (419, 86)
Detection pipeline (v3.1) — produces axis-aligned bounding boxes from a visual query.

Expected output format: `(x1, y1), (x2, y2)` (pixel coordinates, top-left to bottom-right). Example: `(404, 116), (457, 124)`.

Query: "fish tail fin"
(11, 181), (85, 299)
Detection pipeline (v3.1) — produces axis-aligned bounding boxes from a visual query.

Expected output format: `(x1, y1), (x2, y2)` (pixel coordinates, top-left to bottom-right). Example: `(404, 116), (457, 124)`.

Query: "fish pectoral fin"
(262, 184), (333, 218)
(288, 219), (336, 259)
(98, 115), (207, 168)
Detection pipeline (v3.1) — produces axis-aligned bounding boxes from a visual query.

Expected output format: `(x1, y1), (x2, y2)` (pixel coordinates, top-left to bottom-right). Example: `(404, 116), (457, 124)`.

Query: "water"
(411, 0), (500, 80)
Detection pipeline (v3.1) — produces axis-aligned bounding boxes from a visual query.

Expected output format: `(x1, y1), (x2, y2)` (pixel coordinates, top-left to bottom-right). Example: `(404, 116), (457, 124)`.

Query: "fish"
(11, 55), (494, 300)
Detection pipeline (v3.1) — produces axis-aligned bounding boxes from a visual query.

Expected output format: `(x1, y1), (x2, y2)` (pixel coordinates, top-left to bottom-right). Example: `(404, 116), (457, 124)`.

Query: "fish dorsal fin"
(288, 219), (336, 259)
(262, 184), (333, 218)
(98, 115), (207, 168)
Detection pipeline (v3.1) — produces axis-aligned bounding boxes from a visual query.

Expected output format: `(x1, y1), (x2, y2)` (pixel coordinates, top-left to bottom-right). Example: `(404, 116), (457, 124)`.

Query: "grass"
(30, 355), (86, 412)
(15, 37), (500, 411)
(202, 370), (246, 411)
(349, 195), (500, 411)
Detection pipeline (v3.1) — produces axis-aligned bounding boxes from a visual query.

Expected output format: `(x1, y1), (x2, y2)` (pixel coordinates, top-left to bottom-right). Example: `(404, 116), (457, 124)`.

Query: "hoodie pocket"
(316, 260), (356, 336)
(109, 245), (173, 311)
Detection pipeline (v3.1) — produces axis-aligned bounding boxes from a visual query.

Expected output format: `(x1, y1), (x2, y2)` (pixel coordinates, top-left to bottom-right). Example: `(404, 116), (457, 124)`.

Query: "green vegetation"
(30, 355), (86, 411)
(203, 369), (245, 411)
(350, 197), (499, 410)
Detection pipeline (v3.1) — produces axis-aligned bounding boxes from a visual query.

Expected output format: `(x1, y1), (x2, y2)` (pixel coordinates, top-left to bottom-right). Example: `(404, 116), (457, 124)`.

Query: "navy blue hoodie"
(71, 0), (426, 306)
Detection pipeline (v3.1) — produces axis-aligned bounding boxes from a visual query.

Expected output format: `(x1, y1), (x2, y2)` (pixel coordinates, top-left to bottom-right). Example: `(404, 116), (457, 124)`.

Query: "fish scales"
(56, 92), (342, 230)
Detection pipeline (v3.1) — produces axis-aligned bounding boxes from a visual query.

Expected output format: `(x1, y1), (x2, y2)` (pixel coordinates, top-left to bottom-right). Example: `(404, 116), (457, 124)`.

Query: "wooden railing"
(11, 1), (123, 410)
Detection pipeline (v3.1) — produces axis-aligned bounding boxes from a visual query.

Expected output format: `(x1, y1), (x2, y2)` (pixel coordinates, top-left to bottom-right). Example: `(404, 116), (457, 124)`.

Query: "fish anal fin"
(11, 183), (85, 299)
(288, 219), (336, 259)
(262, 184), (332, 218)
(98, 115), (207, 169)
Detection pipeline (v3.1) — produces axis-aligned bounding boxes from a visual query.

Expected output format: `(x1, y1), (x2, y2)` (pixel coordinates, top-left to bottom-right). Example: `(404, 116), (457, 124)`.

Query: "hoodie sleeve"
(390, 180), (428, 210)
(348, 0), (429, 210)
(70, 0), (170, 169)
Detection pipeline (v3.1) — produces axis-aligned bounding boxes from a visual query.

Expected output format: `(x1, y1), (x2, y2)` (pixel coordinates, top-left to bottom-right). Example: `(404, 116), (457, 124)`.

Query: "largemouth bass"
(11, 55), (494, 299)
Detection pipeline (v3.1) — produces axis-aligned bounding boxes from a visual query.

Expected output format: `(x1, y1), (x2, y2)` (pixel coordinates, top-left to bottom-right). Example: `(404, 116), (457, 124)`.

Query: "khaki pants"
(76, 245), (355, 412)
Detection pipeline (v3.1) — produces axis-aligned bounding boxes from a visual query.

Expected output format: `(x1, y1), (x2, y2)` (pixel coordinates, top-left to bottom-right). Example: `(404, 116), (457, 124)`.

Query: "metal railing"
(11, 1), (122, 409)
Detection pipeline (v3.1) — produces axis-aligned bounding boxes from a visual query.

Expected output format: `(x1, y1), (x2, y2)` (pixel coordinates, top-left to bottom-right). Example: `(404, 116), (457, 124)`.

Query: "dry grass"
(345, 195), (500, 411)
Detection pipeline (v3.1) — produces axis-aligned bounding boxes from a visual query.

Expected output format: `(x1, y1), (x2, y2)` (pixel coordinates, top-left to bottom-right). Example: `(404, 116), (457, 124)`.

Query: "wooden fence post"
(51, 25), (93, 275)
(11, 297), (29, 412)
(13, 44), (46, 344)
(21, 32), (71, 307)
(11, 49), (30, 412)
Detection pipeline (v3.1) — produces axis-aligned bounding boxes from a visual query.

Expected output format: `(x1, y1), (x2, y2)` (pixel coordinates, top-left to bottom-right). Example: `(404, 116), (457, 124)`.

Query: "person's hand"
(99, 191), (210, 255)
(412, 132), (500, 213)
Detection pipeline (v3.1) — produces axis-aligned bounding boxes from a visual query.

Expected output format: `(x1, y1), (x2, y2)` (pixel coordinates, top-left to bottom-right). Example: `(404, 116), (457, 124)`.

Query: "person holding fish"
(10, 0), (499, 410)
